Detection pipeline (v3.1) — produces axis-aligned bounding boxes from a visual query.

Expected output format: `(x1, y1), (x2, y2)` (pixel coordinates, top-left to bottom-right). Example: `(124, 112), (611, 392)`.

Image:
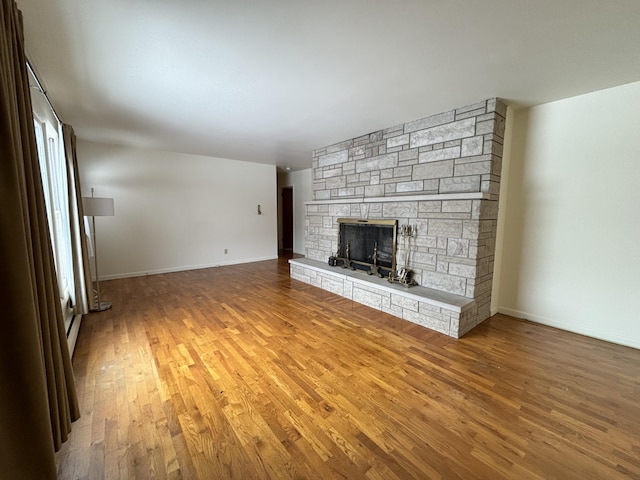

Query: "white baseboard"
(99, 255), (278, 281)
(67, 314), (82, 357)
(496, 306), (640, 350)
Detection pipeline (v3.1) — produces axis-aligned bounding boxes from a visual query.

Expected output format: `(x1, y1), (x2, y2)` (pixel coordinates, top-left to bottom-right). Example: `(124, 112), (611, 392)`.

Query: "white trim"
(67, 314), (82, 357)
(497, 307), (640, 350)
(306, 192), (490, 205)
(99, 255), (278, 280)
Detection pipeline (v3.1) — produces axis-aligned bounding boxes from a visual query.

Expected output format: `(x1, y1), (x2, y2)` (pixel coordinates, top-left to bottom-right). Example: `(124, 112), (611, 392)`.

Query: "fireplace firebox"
(332, 218), (397, 277)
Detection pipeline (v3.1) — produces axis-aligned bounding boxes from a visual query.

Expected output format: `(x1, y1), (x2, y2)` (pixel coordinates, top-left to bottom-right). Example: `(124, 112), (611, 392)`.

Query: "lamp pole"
(87, 188), (112, 311)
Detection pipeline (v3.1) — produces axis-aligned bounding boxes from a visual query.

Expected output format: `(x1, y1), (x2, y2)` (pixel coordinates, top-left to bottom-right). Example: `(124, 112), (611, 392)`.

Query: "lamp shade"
(83, 196), (114, 217)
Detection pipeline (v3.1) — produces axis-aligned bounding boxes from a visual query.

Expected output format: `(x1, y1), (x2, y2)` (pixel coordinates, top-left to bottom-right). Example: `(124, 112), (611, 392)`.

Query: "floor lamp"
(83, 189), (115, 312)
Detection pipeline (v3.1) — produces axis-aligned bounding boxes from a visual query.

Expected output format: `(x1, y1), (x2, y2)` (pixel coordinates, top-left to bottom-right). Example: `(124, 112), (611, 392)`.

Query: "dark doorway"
(282, 187), (293, 250)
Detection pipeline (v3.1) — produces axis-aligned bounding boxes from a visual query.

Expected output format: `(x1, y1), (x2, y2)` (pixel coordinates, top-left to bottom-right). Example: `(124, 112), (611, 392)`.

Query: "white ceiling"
(16, 0), (640, 171)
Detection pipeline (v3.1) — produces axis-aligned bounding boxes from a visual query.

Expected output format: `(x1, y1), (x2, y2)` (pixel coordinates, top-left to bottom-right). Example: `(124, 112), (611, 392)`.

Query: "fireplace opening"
(334, 218), (397, 277)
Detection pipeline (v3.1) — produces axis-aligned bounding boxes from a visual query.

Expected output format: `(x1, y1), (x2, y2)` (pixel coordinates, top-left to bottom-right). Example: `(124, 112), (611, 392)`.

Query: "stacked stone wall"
(304, 98), (506, 332)
(312, 98), (506, 201)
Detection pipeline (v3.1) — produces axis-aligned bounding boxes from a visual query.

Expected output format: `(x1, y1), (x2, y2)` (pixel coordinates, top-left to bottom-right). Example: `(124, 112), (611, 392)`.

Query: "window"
(33, 116), (75, 333)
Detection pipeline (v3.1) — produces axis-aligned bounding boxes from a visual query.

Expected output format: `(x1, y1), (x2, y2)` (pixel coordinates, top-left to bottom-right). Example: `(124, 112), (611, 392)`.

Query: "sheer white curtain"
(63, 123), (93, 314)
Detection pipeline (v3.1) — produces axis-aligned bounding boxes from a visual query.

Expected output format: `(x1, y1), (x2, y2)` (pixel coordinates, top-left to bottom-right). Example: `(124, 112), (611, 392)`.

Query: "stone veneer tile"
(449, 263), (476, 279)
(343, 161), (356, 175)
(423, 212), (472, 220)
(479, 201), (499, 219)
(326, 176), (346, 189)
(326, 140), (354, 154)
(356, 153), (398, 173)
(383, 124), (404, 135)
(319, 150), (348, 167)
(484, 140), (504, 156)
(442, 200), (472, 213)
(422, 271), (467, 296)
(308, 215), (323, 225)
(322, 276), (346, 296)
(446, 239), (470, 257)
(495, 115), (506, 137)
(328, 204), (351, 216)
(391, 294), (419, 312)
(454, 153), (493, 165)
(436, 261), (448, 273)
(456, 100), (487, 115)
(405, 309), (450, 335)
(461, 136), (484, 157)
(399, 149), (419, 162)
(413, 235), (436, 249)
(462, 221), (480, 239)
(439, 176), (480, 193)
(387, 134), (409, 148)
(380, 168), (395, 180)
(368, 203), (383, 216)
(369, 131), (383, 142)
(382, 202), (418, 218)
(405, 110), (455, 134)
(322, 167), (344, 179)
(487, 98), (508, 117)
(412, 251), (437, 266)
(476, 119), (495, 136)
(454, 161), (492, 176)
(394, 165), (413, 177)
(382, 303), (404, 317)
(354, 134), (370, 146)
(423, 179), (440, 192)
(397, 181), (424, 193)
(428, 219), (463, 237)
(344, 279), (353, 299)
(418, 146), (461, 163)
(353, 287), (383, 310)
(410, 118), (476, 148)
(455, 108), (487, 120)
(337, 187), (355, 197)
(418, 201), (443, 213)
(365, 185), (385, 197)
(350, 145), (366, 156)
(413, 160), (454, 180)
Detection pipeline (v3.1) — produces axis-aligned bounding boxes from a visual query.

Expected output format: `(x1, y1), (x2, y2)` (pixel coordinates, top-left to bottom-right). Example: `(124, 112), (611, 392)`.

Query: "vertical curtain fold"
(0, 1), (79, 478)
(63, 123), (93, 313)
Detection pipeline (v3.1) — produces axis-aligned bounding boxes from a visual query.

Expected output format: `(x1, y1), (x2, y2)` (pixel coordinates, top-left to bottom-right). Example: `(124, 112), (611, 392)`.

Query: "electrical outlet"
(224, 249), (228, 254)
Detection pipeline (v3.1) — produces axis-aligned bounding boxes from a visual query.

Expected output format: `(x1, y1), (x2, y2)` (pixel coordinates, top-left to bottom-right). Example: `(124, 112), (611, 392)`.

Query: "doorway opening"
(282, 186), (293, 251)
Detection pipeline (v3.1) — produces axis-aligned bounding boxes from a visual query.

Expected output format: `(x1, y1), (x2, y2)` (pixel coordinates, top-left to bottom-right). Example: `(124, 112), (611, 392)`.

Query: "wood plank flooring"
(56, 255), (640, 479)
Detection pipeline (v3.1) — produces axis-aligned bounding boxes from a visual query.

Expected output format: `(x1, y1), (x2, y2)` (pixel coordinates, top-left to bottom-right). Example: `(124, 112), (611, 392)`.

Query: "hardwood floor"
(56, 256), (640, 479)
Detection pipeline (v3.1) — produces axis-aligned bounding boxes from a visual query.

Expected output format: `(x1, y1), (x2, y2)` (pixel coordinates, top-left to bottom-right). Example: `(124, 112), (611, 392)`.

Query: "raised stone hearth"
(291, 98), (506, 338)
(289, 257), (476, 337)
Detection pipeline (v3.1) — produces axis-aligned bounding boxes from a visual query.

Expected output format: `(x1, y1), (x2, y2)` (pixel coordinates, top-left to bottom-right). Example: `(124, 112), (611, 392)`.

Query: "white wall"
(78, 140), (278, 279)
(278, 168), (312, 255)
(497, 81), (640, 349)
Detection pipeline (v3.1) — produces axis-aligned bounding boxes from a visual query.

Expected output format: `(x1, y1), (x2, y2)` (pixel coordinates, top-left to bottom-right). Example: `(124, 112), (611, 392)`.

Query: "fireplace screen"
(335, 218), (397, 276)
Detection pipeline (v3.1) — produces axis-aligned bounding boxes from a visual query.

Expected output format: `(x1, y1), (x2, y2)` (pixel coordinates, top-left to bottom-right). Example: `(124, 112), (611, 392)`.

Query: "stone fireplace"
(289, 98), (506, 337)
(334, 218), (397, 276)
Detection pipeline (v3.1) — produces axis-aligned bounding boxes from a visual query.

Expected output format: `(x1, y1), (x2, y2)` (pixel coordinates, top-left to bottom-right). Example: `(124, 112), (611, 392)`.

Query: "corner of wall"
(491, 104), (516, 316)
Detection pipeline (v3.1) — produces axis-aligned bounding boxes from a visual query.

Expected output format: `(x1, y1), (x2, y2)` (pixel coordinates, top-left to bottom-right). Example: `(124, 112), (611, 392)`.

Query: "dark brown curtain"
(63, 123), (94, 313)
(0, 1), (80, 478)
